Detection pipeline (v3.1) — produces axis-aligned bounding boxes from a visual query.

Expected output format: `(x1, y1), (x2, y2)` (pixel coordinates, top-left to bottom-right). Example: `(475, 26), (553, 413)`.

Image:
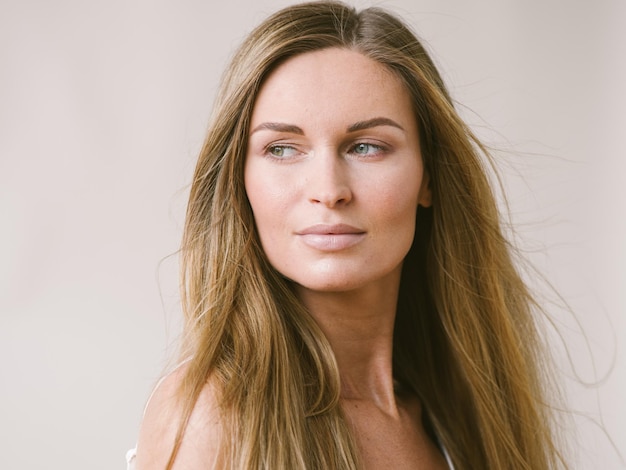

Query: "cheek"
(245, 169), (292, 245)
(371, 170), (422, 224)
(382, 196), (419, 245)
(245, 160), (295, 209)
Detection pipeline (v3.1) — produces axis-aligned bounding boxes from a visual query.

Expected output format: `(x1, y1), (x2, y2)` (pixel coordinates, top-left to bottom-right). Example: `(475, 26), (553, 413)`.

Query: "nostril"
(309, 191), (351, 208)
(306, 160), (353, 207)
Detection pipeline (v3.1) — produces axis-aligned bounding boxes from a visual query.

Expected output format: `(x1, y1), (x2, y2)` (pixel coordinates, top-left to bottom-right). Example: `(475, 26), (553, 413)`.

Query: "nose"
(306, 151), (353, 208)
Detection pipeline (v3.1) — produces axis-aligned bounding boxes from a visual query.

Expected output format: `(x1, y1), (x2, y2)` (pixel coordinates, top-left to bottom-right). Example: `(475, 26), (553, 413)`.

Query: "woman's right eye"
(266, 145), (298, 158)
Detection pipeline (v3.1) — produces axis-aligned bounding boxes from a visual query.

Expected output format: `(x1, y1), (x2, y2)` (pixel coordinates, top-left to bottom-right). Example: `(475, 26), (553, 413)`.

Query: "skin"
(136, 48), (446, 469)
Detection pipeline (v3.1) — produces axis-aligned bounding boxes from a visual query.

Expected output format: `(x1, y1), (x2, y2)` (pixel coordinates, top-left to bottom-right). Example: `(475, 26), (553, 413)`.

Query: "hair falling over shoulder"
(168, 1), (567, 468)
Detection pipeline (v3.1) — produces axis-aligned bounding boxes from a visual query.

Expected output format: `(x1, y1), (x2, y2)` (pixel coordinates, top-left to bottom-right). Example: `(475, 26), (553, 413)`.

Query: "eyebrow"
(250, 122), (304, 135)
(347, 117), (405, 133)
(249, 117), (404, 135)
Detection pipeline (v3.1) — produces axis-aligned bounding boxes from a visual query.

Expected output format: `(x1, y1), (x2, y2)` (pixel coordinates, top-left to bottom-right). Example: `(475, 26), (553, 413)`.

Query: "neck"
(296, 270), (401, 412)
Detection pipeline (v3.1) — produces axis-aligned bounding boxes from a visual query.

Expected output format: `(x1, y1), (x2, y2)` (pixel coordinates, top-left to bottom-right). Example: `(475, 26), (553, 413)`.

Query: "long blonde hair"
(171, 1), (565, 468)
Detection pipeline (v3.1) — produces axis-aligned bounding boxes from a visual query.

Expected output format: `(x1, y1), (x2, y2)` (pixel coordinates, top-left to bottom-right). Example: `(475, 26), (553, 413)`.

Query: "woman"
(130, 1), (565, 468)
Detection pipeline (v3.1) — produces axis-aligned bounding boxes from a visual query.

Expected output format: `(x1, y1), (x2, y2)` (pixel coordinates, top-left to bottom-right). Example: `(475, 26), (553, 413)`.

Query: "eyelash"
(263, 142), (388, 160)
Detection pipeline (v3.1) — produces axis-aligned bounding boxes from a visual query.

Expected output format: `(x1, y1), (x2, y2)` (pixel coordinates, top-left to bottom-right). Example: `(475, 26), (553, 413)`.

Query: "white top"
(126, 448), (137, 470)
(443, 444), (455, 469)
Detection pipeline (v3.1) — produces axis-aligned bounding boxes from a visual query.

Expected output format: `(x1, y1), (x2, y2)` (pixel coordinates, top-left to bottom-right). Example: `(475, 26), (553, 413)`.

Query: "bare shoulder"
(135, 364), (223, 470)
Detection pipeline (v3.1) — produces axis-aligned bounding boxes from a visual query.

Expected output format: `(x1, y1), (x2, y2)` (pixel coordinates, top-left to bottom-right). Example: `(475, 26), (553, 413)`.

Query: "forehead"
(250, 48), (415, 130)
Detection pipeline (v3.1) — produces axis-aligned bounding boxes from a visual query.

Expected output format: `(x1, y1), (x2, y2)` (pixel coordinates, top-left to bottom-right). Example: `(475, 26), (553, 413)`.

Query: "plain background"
(1, 0), (624, 468)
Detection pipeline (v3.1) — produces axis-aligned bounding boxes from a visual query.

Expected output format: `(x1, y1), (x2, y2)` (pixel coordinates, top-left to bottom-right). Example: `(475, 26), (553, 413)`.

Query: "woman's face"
(244, 48), (431, 294)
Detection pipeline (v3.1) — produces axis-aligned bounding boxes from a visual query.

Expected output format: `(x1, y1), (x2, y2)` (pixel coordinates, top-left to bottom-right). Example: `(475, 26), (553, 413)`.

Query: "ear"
(417, 171), (432, 208)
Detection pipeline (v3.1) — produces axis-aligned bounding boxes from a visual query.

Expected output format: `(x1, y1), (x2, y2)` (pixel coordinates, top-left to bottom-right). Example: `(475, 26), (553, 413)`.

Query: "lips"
(296, 224), (366, 251)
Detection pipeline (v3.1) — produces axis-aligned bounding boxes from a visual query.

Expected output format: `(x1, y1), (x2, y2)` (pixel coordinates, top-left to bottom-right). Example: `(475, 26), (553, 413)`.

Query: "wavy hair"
(171, 1), (565, 468)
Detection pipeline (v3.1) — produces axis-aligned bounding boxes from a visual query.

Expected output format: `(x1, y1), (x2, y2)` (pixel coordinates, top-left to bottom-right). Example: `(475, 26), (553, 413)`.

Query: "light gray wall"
(1, 1), (623, 468)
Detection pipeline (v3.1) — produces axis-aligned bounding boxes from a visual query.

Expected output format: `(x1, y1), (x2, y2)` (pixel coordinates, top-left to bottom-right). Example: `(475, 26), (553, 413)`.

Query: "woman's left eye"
(350, 142), (384, 156)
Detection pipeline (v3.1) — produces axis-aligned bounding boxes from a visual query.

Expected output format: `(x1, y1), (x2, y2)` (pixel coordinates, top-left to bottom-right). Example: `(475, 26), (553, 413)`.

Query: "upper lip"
(296, 224), (365, 235)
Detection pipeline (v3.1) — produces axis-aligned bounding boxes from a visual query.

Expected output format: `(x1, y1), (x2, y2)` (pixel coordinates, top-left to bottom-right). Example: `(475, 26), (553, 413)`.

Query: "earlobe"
(418, 172), (432, 208)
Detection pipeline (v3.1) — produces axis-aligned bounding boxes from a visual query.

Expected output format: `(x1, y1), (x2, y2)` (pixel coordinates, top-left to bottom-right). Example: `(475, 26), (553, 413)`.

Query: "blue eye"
(355, 143), (370, 154)
(351, 143), (383, 156)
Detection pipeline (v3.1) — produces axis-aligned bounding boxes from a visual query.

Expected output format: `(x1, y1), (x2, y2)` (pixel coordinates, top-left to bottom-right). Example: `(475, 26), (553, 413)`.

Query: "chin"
(292, 267), (401, 295)
(296, 281), (359, 294)
(290, 275), (356, 293)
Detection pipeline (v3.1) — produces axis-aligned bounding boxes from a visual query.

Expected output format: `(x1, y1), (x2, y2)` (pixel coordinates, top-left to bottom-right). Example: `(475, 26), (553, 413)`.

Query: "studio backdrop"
(0, 1), (624, 468)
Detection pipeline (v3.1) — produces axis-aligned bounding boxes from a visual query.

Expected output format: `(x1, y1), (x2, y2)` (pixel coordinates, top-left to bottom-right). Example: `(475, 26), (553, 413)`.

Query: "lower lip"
(298, 233), (366, 251)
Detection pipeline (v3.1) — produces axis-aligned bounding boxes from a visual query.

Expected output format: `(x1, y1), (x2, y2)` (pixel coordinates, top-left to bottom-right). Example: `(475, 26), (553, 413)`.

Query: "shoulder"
(134, 364), (223, 470)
